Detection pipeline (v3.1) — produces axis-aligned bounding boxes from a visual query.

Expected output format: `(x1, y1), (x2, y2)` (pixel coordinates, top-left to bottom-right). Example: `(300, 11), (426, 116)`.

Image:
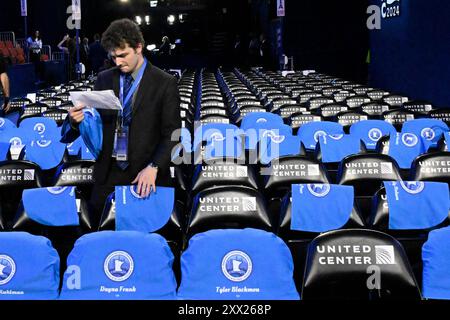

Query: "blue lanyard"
(119, 58), (148, 112)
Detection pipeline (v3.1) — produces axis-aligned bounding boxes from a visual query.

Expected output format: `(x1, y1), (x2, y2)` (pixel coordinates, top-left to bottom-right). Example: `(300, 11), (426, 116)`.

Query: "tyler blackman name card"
(70, 90), (122, 110)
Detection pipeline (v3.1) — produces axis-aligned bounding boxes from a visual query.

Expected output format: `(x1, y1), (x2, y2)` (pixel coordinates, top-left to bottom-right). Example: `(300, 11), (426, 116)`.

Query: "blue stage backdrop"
(284, 0), (369, 83)
(8, 63), (36, 98)
(6, 61), (67, 98)
(369, 0), (450, 107)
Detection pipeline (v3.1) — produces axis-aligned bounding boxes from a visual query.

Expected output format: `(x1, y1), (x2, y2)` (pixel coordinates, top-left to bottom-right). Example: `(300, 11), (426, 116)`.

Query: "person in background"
(57, 34), (70, 54)
(159, 36), (171, 55)
(28, 30), (43, 78)
(232, 34), (247, 68)
(259, 33), (272, 70)
(248, 33), (260, 67)
(58, 34), (77, 80)
(0, 53), (11, 116)
(81, 37), (90, 75)
(89, 33), (107, 74)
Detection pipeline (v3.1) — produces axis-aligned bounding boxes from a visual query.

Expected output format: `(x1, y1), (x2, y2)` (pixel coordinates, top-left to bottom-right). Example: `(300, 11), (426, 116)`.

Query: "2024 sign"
(367, 0), (402, 30)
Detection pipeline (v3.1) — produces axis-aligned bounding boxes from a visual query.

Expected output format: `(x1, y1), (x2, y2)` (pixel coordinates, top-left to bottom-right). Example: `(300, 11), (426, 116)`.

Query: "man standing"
(62, 19), (181, 217)
(89, 34), (107, 74)
(28, 30), (43, 79)
(81, 37), (90, 75)
(0, 54), (11, 115)
(259, 33), (272, 70)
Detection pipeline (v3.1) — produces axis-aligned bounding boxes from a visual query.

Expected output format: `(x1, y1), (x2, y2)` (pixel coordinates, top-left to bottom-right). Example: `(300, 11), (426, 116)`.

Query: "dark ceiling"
(0, 0), (369, 80)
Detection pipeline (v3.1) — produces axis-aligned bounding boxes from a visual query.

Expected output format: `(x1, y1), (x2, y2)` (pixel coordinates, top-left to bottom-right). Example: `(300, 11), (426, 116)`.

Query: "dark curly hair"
(101, 19), (145, 52)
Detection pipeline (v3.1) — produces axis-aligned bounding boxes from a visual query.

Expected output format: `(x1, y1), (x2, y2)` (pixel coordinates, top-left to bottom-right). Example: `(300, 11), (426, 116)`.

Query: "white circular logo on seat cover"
(270, 135), (285, 144)
(210, 132), (225, 142)
(313, 130), (327, 142)
(33, 123), (46, 135)
(129, 186), (143, 199)
(400, 181), (425, 194)
(307, 184), (331, 197)
(368, 128), (383, 142)
(104, 251), (134, 282)
(262, 130), (277, 138)
(36, 139), (52, 148)
(0, 255), (16, 285)
(256, 118), (267, 123)
(262, 130), (286, 143)
(328, 134), (344, 140)
(9, 137), (23, 146)
(47, 187), (68, 195)
(421, 128), (435, 141)
(401, 133), (418, 147)
(221, 251), (252, 282)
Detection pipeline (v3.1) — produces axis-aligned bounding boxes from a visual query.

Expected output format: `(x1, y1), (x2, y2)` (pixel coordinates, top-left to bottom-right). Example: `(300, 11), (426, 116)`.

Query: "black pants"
(30, 51), (41, 79)
(89, 161), (134, 224)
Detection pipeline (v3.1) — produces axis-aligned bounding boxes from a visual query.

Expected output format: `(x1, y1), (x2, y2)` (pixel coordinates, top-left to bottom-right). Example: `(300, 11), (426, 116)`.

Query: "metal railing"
(52, 51), (67, 61)
(16, 38), (29, 62)
(16, 38), (27, 49)
(41, 45), (52, 60)
(0, 31), (16, 44)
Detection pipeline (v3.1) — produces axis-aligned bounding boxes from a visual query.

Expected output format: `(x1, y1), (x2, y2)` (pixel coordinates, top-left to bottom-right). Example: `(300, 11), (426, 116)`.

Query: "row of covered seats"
(0, 77), (106, 281)
(180, 115), (449, 168)
(2, 168), (448, 242)
(6, 79), (94, 125)
(2, 173), (448, 297)
(173, 68), (450, 200)
(174, 70), (450, 197)
(4, 112), (450, 185)
(0, 116), (95, 163)
(3, 178), (449, 292)
(4, 71), (442, 228)
(2, 68), (450, 300)
(0, 78), (99, 222)
(3, 226), (450, 300)
(3, 69), (449, 225)
(0, 71), (202, 233)
(0, 114), (95, 228)
(5, 69), (448, 182)
(204, 69), (450, 128)
(169, 68), (450, 301)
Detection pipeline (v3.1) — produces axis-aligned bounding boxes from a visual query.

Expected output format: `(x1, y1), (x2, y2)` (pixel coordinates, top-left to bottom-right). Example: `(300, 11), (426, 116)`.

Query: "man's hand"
(132, 166), (158, 198)
(68, 104), (86, 127)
